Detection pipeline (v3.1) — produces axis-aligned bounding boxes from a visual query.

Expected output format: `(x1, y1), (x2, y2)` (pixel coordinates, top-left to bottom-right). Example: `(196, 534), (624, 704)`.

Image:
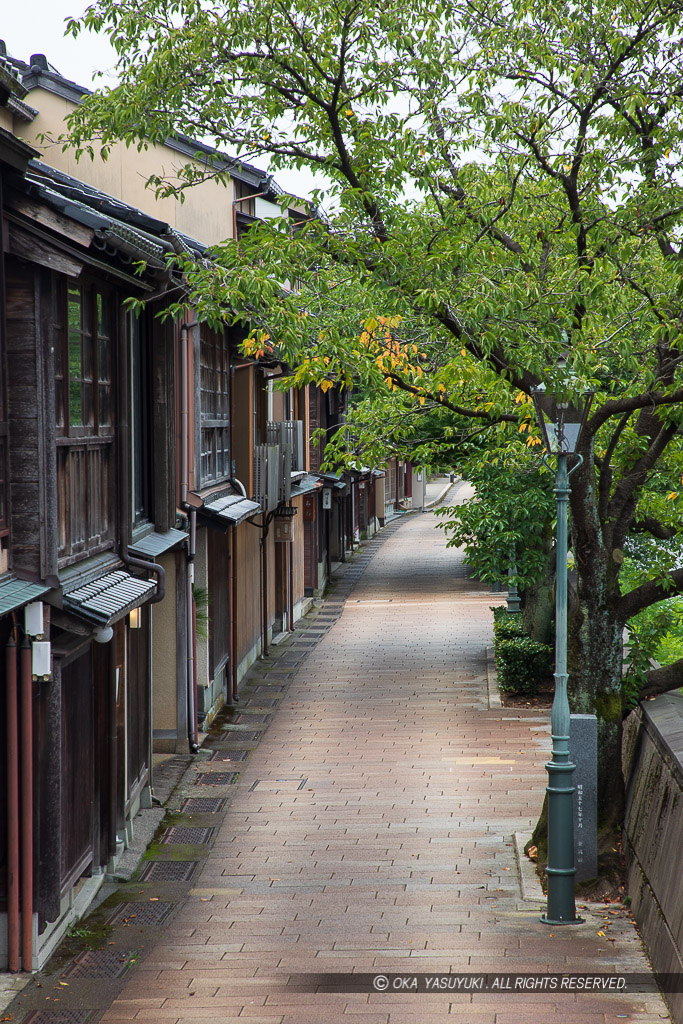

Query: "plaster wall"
(16, 89), (235, 245)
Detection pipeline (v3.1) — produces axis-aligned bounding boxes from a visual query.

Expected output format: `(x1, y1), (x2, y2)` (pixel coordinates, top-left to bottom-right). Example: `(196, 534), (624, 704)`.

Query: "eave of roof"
(0, 573), (51, 617)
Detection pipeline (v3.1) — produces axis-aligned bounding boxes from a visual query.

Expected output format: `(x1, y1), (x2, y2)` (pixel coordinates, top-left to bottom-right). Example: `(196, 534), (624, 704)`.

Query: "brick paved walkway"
(10, 502), (671, 1024)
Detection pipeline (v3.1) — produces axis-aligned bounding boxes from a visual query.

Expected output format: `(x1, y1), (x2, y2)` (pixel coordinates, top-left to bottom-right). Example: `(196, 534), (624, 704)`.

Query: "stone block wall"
(622, 691), (683, 1024)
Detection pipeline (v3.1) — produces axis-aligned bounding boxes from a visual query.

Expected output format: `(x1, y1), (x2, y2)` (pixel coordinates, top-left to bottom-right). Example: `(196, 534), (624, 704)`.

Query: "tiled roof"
(129, 528), (188, 559)
(0, 574), (51, 617)
(63, 569), (156, 626)
(202, 493), (261, 525)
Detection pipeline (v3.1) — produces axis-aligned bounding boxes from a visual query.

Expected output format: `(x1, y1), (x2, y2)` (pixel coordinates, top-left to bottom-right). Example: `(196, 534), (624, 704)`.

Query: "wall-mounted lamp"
(128, 607), (141, 629)
(94, 626), (114, 644)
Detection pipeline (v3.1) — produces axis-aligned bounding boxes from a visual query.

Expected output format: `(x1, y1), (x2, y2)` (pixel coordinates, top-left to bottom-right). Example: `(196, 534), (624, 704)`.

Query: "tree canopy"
(61, 0), (683, 826)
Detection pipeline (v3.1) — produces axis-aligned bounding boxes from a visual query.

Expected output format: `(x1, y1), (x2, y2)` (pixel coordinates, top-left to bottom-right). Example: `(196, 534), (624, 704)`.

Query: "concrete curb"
(423, 478), (459, 510)
(486, 645), (502, 709)
(514, 831), (544, 903)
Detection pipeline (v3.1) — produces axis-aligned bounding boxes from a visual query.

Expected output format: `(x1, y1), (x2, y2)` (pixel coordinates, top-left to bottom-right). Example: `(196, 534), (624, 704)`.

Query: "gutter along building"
(0, 45), (411, 971)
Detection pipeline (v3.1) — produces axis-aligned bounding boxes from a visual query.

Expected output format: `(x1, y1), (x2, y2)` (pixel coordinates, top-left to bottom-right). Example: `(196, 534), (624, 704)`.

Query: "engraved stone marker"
(570, 713), (598, 882)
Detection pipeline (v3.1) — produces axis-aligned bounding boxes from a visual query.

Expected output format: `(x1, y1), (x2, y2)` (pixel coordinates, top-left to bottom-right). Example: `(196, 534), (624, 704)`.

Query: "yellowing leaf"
(666, 492), (678, 501)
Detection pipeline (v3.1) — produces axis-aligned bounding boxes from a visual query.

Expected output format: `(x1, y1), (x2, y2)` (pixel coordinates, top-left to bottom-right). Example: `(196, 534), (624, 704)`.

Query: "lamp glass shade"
(532, 387), (594, 454)
(129, 606), (141, 629)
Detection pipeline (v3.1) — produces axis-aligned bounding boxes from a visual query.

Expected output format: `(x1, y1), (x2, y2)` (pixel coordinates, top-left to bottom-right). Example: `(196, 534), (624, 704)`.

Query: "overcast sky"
(2, 0), (323, 202)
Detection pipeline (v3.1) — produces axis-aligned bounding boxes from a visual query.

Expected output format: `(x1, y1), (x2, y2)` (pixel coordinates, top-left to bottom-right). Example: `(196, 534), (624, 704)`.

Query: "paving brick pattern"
(7, 502), (671, 1024)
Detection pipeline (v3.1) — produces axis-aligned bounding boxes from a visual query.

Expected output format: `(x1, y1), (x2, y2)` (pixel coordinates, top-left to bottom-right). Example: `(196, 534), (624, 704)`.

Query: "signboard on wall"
(322, 488), (332, 510)
(303, 494), (316, 522)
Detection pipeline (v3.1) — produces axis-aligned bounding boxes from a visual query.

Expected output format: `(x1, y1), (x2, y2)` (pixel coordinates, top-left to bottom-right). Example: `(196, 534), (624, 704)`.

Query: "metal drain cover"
(243, 698), (277, 707)
(210, 748), (247, 762)
(195, 771), (239, 786)
(62, 949), (141, 979)
(181, 797), (226, 813)
(107, 901), (173, 926)
(161, 826), (213, 844)
(23, 1013), (93, 1024)
(221, 729), (260, 741)
(231, 713), (268, 724)
(139, 860), (198, 881)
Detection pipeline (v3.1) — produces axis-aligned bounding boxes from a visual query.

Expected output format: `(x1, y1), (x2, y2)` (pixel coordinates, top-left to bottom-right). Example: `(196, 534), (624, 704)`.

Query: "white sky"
(2, 0), (323, 202)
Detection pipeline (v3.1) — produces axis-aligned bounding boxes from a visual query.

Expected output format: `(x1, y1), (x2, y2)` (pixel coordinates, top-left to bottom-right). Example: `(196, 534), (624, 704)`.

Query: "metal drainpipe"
(231, 528), (238, 702)
(180, 321), (199, 752)
(186, 507), (198, 751)
(108, 632), (118, 860)
(6, 635), (20, 972)
(20, 639), (33, 972)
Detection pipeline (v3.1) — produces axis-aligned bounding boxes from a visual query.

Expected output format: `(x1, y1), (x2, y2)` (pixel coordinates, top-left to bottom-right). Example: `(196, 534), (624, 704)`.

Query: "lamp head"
(532, 385), (594, 455)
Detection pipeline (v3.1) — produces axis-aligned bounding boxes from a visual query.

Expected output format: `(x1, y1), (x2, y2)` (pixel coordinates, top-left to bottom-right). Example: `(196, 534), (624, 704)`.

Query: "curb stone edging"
(486, 646), (502, 709)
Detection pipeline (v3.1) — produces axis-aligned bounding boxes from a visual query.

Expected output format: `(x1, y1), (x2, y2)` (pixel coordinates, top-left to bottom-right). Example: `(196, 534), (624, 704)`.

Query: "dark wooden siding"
(208, 529), (231, 677)
(60, 650), (94, 895)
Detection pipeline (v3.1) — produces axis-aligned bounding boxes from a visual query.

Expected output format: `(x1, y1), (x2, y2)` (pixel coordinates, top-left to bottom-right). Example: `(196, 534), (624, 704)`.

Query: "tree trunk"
(569, 461), (625, 835)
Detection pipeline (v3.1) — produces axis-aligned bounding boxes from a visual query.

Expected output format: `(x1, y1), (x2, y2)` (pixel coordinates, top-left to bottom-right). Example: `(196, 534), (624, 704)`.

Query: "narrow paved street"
(11, 499), (670, 1024)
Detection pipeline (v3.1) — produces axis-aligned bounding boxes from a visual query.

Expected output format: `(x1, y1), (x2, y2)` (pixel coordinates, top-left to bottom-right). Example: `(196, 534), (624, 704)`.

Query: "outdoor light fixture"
(531, 381), (594, 926)
(93, 626), (114, 644)
(531, 385), (593, 455)
(128, 607), (141, 629)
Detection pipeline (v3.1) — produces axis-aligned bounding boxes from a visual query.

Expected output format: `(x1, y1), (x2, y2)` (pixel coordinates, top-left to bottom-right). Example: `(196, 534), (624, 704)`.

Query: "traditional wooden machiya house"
(0, 42), (375, 971)
(0, 63), (200, 966)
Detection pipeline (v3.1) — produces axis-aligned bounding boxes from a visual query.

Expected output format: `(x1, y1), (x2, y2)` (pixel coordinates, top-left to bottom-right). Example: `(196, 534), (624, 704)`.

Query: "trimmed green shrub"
(491, 607), (553, 696)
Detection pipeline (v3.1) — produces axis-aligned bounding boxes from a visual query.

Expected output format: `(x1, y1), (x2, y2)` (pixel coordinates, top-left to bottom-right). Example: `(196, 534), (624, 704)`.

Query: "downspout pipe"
(180, 319), (200, 753)
(20, 639), (33, 972)
(186, 507), (198, 751)
(6, 636), (19, 972)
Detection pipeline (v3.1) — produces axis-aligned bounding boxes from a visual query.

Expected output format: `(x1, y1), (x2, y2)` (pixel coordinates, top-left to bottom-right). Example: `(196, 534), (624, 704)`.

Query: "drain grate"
(243, 698), (277, 707)
(62, 949), (141, 979)
(231, 713), (268, 724)
(23, 1013), (93, 1024)
(210, 748), (247, 762)
(221, 729), (260, 741)
(161, 826), (214, 844)
(181, 797), (225, 813)
(106, 901), (173, 926)
(139, 860), (198, 881)
(195, 771), (239, 786)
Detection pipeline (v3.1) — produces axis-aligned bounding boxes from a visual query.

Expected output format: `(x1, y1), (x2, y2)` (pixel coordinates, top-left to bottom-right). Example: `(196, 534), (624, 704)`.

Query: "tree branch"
(638, 659), (683, 700)
(619, 567), (683, 620)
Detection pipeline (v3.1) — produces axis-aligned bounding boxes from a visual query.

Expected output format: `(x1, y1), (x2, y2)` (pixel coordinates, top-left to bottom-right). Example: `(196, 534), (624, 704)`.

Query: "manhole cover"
(139, 861), (198, 881)
(181, 797), (226, 813)
(23, 1014), (93, 1024)
(62, 949), (141, 979)
(231, 714), (268, 724)
(106, 901), (173, 926)
(161, 826), (214, 844)
(210, 748), (247, 762)
(195, 771), (239, 786)
(250, 778), (308, 792)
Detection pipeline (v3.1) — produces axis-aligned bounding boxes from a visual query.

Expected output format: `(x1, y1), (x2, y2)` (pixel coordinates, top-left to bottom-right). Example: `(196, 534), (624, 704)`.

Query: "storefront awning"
(290, 473), (324, 498)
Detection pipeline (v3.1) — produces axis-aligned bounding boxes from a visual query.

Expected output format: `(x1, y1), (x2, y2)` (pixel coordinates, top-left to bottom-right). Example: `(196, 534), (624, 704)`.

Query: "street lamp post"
(531, 384), (593, 926)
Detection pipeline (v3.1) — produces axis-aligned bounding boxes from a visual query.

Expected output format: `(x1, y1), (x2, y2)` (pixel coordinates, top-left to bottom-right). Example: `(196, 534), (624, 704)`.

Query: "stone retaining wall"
(622, 690), (683, 1024)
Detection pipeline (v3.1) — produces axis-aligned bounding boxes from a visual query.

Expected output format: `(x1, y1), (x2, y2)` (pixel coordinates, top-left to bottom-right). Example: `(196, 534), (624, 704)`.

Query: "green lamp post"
(531, 383), (593, 926)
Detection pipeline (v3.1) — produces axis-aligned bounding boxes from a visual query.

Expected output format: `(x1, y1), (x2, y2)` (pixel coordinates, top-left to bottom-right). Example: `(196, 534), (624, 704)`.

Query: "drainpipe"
(20, 638), (33, 972)
(6, 635), (19, 972)
(186, 507), (198, 751)
(180, 320), (199, 751)
(261, 517), (269, 657)
(108, 633), (118, 860)
(231, 528), (238, 702)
